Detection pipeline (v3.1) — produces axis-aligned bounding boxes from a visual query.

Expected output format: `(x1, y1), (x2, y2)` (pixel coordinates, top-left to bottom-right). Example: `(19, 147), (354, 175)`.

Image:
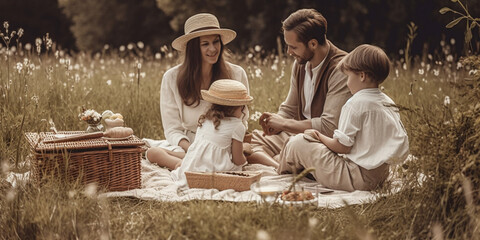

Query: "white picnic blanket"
(98, 158), (382, 208)
(6, 139), (407, 208)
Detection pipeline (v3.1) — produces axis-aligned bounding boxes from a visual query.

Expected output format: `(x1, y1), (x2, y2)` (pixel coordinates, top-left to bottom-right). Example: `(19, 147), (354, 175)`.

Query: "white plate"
(250, 182), (285, 197)
(280, 197), (318, 206)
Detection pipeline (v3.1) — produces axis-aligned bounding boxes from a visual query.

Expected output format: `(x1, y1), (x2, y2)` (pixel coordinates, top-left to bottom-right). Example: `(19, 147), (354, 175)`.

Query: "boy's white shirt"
(333, 88), (409, 169)
(160, 62), (250, 146)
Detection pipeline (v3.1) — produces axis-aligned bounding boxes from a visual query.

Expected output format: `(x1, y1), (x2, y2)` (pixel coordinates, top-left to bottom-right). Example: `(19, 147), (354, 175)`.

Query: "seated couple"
(147, 10), (409, 192)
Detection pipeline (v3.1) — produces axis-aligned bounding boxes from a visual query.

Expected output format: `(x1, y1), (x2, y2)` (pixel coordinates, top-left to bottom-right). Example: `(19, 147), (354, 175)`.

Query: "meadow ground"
(1, 34), (479, 239)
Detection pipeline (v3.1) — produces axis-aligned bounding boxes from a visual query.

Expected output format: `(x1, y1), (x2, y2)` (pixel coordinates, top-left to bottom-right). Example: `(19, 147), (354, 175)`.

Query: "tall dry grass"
(0, 18), (479, 239)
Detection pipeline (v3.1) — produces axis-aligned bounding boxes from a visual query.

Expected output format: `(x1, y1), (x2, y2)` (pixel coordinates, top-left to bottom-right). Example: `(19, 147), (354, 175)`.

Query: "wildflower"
(31, 95), (39, 105)
(450, 38), (455, 45)
(15, 62), (23, 73)
(137, 41), (144, 49)
(255, 68), (262, 78)
(250, 111), (262, 121)
(6, 189), (16, 202)
(254, 45), (262, 52)
(161, 45), (168, 52)
(106, 80), (112, 85)
(380, 86), (385, 91)
(402, 63), (407, 70)
(167, 52), (173, 58)
(3, 21), (8, 30)
(398, 49), (404, 55)
(127, 43), (134, 50)
(137, 62), (142, 70)
(256, 230), (270, 240)
(419, 87), (423, 91)
(35, 38), (42, 54)
(128, 72), (135, 78)
(395, 69), (399, 77)
(469, 69), (478, 76)
(433, 69), (440, 76)
(119, 45), (125, 52)
(428, 54), (433, 60)
(308, 217), (319, 228)
(17, 28), (24, 38)
(271, 64), (278, 71)
(446, 55), (453, 62)
(456, 62), (462, 69)
(84, 183), (98, 198)
(140, 72), (146, 78)
(248, 53), (253, 59)
(408, 91), (413, 96)
(444, 96), (450, 106)
(104, 44), (109, 50)
(440, 40), (445, 47)
(1, 161), (10, 174)
(155, 53), (161, 59)
(438, 87), (442, 92)
(418, 69), (424, 75)
(44, 33), (52, 50)
(25, 43), (31, 51)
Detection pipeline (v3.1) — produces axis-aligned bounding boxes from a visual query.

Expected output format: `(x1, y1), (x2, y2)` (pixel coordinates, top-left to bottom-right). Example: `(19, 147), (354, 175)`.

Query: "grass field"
(1, 26), (480, 239)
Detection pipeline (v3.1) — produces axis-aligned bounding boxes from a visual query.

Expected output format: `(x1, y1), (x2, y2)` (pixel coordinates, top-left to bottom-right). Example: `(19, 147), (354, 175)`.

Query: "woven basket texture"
(25, 131), (145, 191)
(185, 171), (261, 191)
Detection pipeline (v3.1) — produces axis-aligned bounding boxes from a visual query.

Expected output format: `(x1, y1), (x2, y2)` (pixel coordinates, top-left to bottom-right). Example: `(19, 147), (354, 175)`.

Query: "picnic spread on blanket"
(10, 108), (400, 208)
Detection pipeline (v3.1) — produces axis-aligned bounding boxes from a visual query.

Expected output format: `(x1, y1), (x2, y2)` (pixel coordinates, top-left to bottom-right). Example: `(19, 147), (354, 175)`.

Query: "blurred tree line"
(0, 0), (479, 55)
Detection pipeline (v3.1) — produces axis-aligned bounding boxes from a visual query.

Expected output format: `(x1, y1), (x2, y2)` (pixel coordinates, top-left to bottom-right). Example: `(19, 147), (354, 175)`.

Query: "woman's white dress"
(171, 117), (246, 187)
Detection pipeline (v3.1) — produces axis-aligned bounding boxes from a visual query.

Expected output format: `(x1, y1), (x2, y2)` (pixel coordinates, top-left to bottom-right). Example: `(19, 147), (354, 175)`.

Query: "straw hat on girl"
(201, 80), (253, 106)
(171, 13), (237, 51)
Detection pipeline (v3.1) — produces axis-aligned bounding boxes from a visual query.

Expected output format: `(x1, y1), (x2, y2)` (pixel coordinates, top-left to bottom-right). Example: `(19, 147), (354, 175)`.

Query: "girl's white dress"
(171, 117), (246, 188)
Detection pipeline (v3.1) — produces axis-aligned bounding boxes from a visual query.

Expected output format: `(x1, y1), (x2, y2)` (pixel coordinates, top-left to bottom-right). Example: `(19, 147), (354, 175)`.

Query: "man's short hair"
(282, 9), (327, 46)
(339, 44), (390, 84)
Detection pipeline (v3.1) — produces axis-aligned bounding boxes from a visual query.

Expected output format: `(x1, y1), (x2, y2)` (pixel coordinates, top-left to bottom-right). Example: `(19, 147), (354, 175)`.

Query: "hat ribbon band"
(189, 26), (221, 34)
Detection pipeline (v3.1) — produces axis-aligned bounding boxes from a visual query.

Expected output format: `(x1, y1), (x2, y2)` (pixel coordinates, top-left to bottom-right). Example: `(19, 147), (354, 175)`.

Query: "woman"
(147, 13), (249, 168)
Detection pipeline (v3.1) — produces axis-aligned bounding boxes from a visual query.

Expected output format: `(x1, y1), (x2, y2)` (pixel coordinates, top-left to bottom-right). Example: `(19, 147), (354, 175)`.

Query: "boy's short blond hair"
(339, 44), (390, 84)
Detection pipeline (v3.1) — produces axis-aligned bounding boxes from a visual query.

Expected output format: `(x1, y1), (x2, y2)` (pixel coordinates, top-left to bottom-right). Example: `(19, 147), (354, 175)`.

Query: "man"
(246, 9), (352, 168)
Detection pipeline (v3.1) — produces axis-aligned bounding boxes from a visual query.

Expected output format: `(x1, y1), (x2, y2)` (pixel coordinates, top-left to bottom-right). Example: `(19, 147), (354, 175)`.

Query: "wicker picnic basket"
(24, 131), (146, 191)
(185, 171), (262, 191)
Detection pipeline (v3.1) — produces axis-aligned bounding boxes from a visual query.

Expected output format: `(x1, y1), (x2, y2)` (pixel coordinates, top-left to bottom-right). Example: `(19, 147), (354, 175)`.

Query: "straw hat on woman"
(146, 13), (250, 170)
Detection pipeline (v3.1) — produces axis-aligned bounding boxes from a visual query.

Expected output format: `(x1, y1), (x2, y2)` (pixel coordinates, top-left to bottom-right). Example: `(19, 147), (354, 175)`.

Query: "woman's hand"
(178, 139), (191, 152)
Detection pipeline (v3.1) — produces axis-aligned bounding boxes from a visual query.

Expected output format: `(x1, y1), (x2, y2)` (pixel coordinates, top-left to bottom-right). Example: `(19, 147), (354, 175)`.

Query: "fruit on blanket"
(281, 190), (314, 201)
(105, 127), (133, 138)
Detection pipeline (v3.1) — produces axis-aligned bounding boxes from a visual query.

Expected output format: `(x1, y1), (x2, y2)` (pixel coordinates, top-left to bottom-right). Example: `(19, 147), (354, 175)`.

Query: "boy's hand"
(303, 129), (322, 143)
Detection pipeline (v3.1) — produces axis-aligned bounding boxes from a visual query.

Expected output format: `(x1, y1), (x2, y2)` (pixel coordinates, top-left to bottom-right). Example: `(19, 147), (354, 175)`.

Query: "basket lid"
(24, 131), (145, 152)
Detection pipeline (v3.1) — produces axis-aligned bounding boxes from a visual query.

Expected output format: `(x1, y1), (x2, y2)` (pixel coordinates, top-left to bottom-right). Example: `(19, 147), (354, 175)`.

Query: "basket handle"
(42, 132), (105, 143)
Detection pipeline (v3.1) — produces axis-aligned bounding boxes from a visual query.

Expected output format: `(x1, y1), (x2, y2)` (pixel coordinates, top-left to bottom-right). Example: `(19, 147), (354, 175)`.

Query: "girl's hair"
(198, 104), (245, 129)
(338, 44), (390, 84)
(177, 36), (232, 107)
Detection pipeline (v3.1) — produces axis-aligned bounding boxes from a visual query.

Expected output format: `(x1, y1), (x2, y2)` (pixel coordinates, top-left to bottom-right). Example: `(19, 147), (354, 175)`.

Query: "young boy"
(277, 44), (409, 191)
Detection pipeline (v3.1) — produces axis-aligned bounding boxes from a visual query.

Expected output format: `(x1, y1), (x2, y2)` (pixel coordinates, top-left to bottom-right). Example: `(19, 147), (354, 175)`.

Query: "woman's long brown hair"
(177, 36), (232, 107)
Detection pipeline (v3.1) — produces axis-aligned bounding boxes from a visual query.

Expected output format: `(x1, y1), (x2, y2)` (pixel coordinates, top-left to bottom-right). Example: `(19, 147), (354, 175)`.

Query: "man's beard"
(295, 48), (314, 64)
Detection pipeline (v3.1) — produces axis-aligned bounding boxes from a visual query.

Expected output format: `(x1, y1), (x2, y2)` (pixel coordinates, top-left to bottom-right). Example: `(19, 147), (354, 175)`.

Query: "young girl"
(153, 79), (252, 188)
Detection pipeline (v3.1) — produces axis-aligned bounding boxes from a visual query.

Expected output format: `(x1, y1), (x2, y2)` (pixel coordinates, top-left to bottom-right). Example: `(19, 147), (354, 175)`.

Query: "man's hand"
(259, 112), (282, 136)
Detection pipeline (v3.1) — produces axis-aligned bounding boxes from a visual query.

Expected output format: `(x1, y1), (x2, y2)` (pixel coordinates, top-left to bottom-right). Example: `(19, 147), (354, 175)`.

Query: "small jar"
(86, 122), (104, 132)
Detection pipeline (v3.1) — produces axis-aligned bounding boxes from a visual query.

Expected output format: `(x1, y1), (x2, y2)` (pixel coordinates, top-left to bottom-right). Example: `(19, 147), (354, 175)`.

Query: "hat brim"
(172, 29), (236, 51)
(201, 90), (253, 106)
